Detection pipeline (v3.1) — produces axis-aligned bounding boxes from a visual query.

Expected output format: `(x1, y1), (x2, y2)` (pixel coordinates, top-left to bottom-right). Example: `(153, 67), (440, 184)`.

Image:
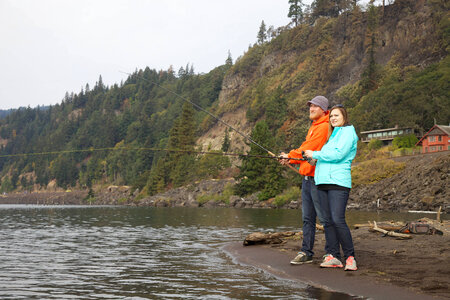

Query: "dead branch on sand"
(370, 221), (412, 239)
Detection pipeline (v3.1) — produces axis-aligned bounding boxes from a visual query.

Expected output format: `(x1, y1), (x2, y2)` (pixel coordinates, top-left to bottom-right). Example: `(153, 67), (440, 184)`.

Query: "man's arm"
(288, 122), (328, 164)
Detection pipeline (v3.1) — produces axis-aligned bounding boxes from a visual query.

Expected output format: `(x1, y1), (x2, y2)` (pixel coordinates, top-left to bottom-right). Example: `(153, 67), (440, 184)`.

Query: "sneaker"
(320, 254), (343, 268)
(344, 256), (358, 271)
(290, 252), (313, 265)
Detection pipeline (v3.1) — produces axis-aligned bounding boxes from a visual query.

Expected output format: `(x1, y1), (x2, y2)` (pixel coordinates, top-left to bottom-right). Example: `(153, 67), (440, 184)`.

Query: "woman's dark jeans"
(318, 189), (355, 260)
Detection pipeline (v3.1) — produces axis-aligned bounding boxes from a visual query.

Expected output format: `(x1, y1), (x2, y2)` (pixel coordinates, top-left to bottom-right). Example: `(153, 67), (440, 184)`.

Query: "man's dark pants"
(300, 176), (329, 257)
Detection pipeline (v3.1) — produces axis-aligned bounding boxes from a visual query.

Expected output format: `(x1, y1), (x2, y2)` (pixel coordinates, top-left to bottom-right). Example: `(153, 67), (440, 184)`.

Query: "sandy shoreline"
(224, 227), (449, 299)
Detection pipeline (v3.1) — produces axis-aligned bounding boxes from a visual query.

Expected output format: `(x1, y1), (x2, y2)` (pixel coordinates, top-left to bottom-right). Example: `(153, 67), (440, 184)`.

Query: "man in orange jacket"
(280, 95), (330, 264)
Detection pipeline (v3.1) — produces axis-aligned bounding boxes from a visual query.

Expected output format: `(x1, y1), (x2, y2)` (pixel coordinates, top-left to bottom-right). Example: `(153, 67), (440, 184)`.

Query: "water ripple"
(0, 205), (359, 299)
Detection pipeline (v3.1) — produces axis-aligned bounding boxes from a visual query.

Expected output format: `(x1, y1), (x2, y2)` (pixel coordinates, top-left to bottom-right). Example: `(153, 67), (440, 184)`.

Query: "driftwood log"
(354, 222), (404, 231)
(243, 231), (300, 246)
(243, 224), (324, 246)
(370, 221), (412, 239)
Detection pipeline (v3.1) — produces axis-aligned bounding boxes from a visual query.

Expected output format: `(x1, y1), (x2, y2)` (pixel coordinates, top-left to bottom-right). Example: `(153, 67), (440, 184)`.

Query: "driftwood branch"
(437, 206), (442, 223)
(243, 231), (299, 246)
(354, 221), (404, 231)
(370, 221), (412, 239)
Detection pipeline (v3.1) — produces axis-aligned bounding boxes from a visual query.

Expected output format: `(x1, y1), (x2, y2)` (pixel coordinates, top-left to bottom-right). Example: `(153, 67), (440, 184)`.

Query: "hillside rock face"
(1, 153), (447, 213)
(130, 152), (449, 213)
(196, 0), (445, 153)
(350, 152), (449, 212)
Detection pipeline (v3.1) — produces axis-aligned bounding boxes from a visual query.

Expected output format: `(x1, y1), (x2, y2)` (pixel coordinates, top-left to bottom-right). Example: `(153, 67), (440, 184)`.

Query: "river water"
(0, 205), (441, 299)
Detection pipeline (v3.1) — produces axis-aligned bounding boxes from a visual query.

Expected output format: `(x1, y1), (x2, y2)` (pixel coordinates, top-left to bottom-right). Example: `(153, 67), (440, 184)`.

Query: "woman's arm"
(312, 127), (356, 162)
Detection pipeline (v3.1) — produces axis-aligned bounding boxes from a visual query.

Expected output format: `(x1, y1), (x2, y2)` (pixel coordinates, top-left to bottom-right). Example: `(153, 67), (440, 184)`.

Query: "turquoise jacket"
(312, 125), (358, 188)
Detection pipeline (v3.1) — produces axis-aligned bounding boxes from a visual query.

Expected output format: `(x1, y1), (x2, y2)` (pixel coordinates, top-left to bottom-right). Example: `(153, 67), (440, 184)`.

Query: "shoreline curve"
(223, 242), (437, 300)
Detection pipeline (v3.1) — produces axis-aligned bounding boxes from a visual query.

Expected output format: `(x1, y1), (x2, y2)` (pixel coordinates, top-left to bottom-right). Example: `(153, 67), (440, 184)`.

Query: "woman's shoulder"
(340, 125), (358, 139)
(342, 124), (356, 132)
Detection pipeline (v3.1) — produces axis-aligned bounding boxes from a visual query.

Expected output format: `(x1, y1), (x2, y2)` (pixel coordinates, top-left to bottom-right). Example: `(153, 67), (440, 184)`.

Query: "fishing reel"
(301, 151), (316, 166)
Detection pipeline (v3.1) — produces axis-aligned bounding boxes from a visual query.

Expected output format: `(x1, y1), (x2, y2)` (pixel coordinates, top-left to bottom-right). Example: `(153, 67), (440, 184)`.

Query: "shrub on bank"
(272, 186), (301, 208)
(196, 182), (235, 205)
(352, 159), (405, 187)
(391, 147), (421, 157)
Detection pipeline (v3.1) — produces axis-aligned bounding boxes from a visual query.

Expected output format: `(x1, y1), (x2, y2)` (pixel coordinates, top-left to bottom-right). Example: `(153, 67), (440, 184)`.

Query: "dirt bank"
(350, 151), (449, 212)
(226, 225), (450, 299)
(0, 191), (88, 205)
(1, 152), (448, 213)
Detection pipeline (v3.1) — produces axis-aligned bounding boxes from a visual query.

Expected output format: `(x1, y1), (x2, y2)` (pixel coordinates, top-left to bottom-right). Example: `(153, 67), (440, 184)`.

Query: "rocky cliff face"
(195, 0), (446, 153)
(350, 152), (449, 212)
(2, 152), (447, 213)
(128, 152), (449, 212)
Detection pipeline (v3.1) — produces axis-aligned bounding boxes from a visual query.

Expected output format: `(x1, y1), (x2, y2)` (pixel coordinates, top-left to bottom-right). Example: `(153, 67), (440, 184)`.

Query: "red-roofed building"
(416, 125), (450, 153)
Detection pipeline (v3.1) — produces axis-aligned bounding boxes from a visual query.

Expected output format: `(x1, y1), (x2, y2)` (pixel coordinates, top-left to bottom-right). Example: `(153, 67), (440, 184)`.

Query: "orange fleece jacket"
(288, 112), (329, 177)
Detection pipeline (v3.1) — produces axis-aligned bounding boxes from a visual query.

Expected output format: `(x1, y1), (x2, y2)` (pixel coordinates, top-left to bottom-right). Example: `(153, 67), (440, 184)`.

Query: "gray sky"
(0, 0), (379, 110)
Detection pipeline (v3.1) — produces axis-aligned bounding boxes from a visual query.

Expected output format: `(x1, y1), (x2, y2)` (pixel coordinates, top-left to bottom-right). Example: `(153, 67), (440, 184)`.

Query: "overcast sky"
(0, 0), (379, 110)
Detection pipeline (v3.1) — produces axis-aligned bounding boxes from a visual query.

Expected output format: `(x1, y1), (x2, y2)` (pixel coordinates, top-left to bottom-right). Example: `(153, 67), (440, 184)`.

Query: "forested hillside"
(0, 0), (448, 199)
(0, 109), (15, 119)
(0, 65), (230, 193)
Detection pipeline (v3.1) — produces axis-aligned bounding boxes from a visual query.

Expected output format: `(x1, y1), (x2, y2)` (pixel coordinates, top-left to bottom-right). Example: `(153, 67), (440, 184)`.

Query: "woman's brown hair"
(327, 105), (350, 140)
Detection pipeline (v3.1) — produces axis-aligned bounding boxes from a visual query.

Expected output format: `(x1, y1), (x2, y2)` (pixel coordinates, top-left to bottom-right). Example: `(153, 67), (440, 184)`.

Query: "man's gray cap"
(307, 95), (329, 112)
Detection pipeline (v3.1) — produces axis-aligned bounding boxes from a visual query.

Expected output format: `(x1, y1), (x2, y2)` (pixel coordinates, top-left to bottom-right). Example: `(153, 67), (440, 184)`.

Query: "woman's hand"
(303, 150), (314, 159)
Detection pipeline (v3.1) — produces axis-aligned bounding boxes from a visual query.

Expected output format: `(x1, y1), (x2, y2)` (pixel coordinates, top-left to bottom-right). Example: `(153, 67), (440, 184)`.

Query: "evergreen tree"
(311, 0), (351, 19)
(221, 128), (231, 152)
(225, 50), (233, 66)
(360, 1), (380, 94)
(146, 159), (168, 195)
(257, 20), (267, 44)
(235, 121), (286, 200)
(196, 150), (231, 179)
(51, 156), (78, 188)
(188, 64), (195, 75)
(288, 0), (304, 26)
(178, 66), (186, 78)
(20, 176), (28, 190)
(265, 86), (287, 131)
(0, 176), (14, 193)
(166, 102), (197, 186)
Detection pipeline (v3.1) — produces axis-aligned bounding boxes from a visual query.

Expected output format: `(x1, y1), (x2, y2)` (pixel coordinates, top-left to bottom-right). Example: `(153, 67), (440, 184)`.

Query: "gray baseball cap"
(307, 96), (329, 112)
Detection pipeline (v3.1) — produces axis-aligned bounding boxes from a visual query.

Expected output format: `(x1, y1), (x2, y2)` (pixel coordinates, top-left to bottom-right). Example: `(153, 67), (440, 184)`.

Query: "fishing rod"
(0, 146), (305, 161)
(119, 71), (302, 172)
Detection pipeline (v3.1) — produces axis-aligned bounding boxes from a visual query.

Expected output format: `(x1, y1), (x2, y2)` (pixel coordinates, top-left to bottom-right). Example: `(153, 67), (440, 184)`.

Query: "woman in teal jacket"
(303, 105), (358, 271)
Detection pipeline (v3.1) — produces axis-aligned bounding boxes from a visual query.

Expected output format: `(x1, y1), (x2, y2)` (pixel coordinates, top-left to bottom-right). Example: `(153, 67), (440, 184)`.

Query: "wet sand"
(224, 228), (449, 299)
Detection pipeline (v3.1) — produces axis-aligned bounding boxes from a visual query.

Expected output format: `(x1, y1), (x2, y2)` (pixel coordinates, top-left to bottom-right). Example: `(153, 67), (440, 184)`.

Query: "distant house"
(416, 124), (450, 153)
(360, 125), (419, 145)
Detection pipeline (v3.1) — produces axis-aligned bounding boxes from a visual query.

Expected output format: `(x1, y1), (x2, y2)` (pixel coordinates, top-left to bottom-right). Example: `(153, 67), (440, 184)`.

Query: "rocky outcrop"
(2, 152), (448, 213)
(131, 152), (449, 212)
(0, 191), (88, 205)
(350, 152), (449, 212)
(94, 185), (134, 204)
(137, 178), (239, 208)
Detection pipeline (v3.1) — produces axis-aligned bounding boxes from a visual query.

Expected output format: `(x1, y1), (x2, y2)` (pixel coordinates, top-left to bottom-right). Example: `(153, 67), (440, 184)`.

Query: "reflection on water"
(0, 205), (442, 299)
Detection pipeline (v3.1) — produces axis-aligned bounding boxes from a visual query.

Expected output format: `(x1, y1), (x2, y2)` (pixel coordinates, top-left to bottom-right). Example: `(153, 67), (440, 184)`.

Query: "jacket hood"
(313, 111), (329, 126)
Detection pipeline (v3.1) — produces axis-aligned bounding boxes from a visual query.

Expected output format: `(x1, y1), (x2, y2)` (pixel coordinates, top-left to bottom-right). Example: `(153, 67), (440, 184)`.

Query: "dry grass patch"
(352, 159), (405, 188)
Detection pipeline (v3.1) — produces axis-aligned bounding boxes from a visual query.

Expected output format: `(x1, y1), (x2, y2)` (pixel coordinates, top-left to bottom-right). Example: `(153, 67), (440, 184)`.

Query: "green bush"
(392, 134), (419, 148)
(196, 183), (235, 205)
(368, 139), (383, 150)
(196, 194), (211, 205)
(391, 146), (421, 157)
(272, 186), (301, 208)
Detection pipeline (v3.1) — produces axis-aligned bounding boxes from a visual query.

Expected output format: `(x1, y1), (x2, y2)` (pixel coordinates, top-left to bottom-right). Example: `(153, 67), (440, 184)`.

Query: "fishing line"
(0, 147), (304, 161)
(119, 70), (276, 156)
